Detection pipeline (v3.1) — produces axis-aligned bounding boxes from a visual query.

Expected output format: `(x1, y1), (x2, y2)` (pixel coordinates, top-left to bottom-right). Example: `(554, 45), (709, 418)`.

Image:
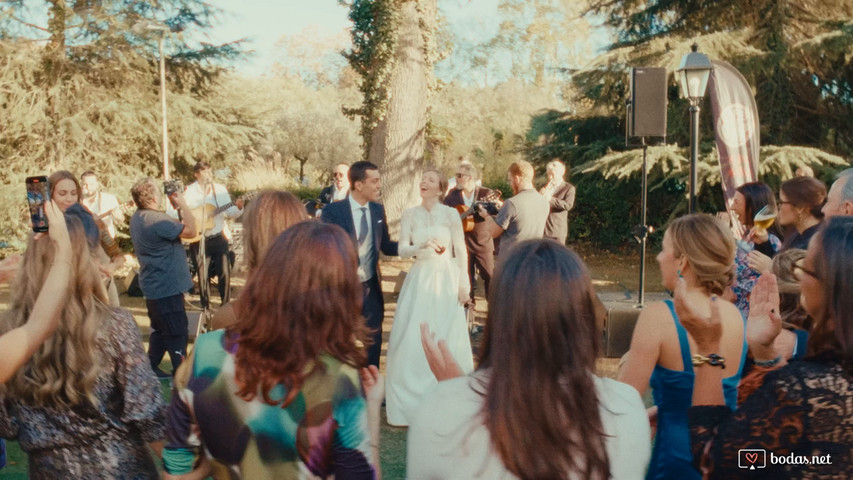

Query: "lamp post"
(144, 23), (171, 180)
(677, 44), (713, 213)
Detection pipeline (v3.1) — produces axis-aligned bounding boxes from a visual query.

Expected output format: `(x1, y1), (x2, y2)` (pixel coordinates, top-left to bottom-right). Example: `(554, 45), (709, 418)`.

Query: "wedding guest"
(163, 222), (382, 479)
(410, 239), (650, 479)
(210, 190), (307, 330)
(0, 203), (165, 478)
(681, 216), (853, 479)
(728, 182), (782, 317)
(619, 214), (746, 480)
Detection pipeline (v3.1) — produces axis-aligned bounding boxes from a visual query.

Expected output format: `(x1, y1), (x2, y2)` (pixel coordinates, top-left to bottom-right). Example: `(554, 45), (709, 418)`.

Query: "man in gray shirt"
(129, 178), (197, 378)
(478, 160), (549, 262)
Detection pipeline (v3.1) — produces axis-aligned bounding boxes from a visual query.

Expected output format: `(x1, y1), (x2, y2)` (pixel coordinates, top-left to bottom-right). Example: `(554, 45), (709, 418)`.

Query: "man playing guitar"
(443, 163), (499, 306)
(175, 161), (244, 308)
(81, 171), (125, 239)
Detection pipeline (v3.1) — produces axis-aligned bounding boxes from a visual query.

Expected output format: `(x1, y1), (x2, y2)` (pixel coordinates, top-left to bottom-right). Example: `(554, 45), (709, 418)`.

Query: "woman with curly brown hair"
(0, 201), (166, 478)
(619, 214), (747, 480)
(409, 239), (650, 479)
(163, 221), (382, 479)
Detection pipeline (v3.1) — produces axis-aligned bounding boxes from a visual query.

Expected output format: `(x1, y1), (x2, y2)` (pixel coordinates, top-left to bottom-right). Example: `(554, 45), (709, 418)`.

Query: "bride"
(386, 169), (474, 426)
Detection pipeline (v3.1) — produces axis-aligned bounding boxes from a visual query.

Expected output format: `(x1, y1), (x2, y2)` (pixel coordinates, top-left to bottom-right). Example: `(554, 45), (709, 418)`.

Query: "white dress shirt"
(348, 195), (375, 282)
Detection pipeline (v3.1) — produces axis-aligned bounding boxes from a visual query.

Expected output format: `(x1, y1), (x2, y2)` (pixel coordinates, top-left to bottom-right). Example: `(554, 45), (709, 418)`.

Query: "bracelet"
(754, 356), (782, 367)
(692, 353), (726, 369)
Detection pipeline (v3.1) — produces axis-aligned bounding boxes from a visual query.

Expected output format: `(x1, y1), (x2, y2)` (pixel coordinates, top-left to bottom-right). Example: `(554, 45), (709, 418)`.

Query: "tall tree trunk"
(44, 0), (67, 168)
(368, 0), (435, 235)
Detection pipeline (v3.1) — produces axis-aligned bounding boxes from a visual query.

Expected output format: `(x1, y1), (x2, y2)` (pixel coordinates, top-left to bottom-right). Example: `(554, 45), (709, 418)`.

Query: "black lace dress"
(689, 354), (853, 479)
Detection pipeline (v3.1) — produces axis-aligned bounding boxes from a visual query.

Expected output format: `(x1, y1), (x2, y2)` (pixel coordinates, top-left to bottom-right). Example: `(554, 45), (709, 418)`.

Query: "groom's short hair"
(349, 161), (379, 186)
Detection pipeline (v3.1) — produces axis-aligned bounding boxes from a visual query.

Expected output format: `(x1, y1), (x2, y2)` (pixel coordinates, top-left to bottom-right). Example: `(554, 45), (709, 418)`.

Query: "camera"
(163, 179), (184, 196)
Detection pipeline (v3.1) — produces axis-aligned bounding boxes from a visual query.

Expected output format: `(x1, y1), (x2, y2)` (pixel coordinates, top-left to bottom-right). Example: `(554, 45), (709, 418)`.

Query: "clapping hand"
(746, 274), (783, 356)
(420, 323), (463, 381)
(672, 278), (723, 351)
(359, 365), (385, 407)
(747, 250), (772, 274)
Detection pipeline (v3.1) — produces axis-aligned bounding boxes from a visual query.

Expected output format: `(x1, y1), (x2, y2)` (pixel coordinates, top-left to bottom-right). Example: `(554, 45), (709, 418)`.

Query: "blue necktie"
(358, 207), (368, 245)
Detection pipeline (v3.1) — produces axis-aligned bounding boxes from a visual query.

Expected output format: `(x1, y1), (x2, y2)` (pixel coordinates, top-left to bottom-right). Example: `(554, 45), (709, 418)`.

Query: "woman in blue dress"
(619, 214), (747, 479)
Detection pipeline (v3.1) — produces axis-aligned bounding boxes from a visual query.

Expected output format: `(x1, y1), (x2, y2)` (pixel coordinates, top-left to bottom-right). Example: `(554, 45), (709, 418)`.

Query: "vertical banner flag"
(708, 60), (760, 211)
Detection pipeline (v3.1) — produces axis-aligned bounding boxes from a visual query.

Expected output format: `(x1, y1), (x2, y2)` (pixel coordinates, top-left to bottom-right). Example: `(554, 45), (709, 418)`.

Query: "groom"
(322, 161), (398, 366)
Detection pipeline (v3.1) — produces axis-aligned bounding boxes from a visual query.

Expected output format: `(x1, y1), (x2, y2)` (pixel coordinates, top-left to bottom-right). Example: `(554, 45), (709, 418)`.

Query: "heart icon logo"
(745, 452), (758, 464)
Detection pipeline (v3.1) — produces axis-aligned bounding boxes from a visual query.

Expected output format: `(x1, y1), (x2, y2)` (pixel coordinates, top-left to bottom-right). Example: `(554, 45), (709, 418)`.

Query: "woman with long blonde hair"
(0, 202), (165, 478)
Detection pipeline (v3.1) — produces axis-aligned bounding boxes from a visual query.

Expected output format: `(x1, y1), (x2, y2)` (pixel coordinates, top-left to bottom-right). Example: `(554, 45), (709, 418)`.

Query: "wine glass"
(752, 204), (777, 235)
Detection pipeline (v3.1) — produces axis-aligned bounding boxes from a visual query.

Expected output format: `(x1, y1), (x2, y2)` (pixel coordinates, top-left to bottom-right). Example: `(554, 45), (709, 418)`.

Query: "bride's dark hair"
(477, 239), (610, 480)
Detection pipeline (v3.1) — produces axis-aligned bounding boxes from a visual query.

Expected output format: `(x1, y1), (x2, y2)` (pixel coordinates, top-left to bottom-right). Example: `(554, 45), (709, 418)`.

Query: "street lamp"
(677, 44), (713, 213)
(141, 23), (171, 180)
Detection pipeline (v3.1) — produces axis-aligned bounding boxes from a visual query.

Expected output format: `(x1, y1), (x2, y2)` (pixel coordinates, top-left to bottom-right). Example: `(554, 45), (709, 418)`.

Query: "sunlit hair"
(193, 160), (211, 173)
(477, 239), (609, 480)
(0, 215), (110, 408)
(131, 177), (159, 210)
(808, 216), (853, 362)
(771, 249), (811, 331)
(242, 190), (308, 272)
(781, 176), (827, 220)
(229, 222), (368, 407)
(546, 160), (566, 178)
(48, 170), (82, 204)
(667, 214), (735, 295)
(508, 160), (534, 181)
(838, 168), (853, 203)
(736, 182), (777, 229)
(423, 169), (448, 201)
(457, 163), (477, 180)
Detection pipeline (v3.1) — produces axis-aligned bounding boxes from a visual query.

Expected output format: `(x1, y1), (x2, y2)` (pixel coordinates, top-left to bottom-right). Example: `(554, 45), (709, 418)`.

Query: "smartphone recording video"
(26, 176), (49, 233)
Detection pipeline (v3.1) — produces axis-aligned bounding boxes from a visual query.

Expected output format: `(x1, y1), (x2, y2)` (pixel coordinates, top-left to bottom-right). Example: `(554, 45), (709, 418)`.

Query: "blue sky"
(206, 0), (501, 77)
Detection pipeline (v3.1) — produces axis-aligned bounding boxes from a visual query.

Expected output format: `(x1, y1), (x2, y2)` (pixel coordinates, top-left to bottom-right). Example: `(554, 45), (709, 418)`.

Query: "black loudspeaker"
(627, 67), (667, 138)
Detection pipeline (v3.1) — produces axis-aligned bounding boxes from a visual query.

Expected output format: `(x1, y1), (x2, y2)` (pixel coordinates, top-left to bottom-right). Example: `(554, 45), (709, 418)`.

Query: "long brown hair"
(808, 216), (853, 362)
(48, 170), (82, 203)
(242, 190), (308, 272)
(0, 215), (110, 407)
(228, 221), (368, 407)
(477, 239), (610, 480)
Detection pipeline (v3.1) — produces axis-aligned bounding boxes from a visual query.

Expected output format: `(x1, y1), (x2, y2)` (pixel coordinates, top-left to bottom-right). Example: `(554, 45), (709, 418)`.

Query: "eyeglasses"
(455, 173), (468, 178)
(791, 262), (819, 281)
(333, 172), (346, 178)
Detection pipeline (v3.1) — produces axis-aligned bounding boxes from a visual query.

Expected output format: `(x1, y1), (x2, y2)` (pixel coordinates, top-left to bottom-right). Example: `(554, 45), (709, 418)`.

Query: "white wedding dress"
(386, 203), (475, 426)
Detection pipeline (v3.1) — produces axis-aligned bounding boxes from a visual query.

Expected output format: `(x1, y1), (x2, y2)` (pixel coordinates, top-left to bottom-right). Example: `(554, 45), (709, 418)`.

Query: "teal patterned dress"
(163, 330), (376, 479)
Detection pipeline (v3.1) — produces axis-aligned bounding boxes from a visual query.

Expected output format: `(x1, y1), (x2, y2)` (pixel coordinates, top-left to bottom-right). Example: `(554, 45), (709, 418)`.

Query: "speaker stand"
(634, 139), (650, 307)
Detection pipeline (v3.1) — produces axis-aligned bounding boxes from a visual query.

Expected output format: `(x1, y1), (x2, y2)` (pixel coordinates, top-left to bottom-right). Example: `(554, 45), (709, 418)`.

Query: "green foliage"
(340, 0), (399, 154)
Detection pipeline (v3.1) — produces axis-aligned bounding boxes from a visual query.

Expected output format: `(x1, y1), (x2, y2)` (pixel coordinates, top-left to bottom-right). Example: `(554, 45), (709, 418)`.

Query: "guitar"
(455, 191), (502, 232)
(95, 200), (135, 221)
(182, 191), (257, 244)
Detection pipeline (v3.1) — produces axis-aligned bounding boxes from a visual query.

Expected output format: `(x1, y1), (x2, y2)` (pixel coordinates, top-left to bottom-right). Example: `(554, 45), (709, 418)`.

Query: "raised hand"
(672, 278), (723, 351)
(359, 365), (385, 406)
(420, 323), (464, 381)
(746, 273), (783, 353)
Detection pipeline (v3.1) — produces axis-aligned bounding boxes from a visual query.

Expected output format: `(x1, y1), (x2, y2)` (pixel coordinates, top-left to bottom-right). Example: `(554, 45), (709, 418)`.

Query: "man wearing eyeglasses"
(310, 163), (350, 217)
(444, 163), (497, 306)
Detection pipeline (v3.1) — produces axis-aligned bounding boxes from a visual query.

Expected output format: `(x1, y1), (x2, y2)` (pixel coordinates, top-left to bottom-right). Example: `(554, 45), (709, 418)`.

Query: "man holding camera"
(129, 178), (196, 378)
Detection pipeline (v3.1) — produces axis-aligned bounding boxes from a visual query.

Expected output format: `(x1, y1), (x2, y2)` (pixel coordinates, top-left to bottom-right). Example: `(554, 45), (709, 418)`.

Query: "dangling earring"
(677, 269), (683, 279)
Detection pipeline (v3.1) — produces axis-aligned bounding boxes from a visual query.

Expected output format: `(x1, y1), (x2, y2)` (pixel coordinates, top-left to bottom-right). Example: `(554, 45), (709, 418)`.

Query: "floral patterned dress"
(0, 309), (166, 479)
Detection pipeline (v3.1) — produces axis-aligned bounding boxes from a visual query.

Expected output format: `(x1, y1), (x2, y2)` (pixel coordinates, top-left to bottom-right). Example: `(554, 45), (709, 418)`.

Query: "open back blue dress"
(646, 300), (747, 480)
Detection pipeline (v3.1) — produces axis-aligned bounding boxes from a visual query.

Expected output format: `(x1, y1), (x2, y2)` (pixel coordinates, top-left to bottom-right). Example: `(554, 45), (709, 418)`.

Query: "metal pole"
(689, 103), (700, 213)
(159, 34), (169, 180)
(638, 139), (648, 306)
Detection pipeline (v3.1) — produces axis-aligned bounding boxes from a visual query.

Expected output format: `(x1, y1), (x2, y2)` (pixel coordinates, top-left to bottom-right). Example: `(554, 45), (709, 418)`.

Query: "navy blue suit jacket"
(320, 199), (398, 276)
